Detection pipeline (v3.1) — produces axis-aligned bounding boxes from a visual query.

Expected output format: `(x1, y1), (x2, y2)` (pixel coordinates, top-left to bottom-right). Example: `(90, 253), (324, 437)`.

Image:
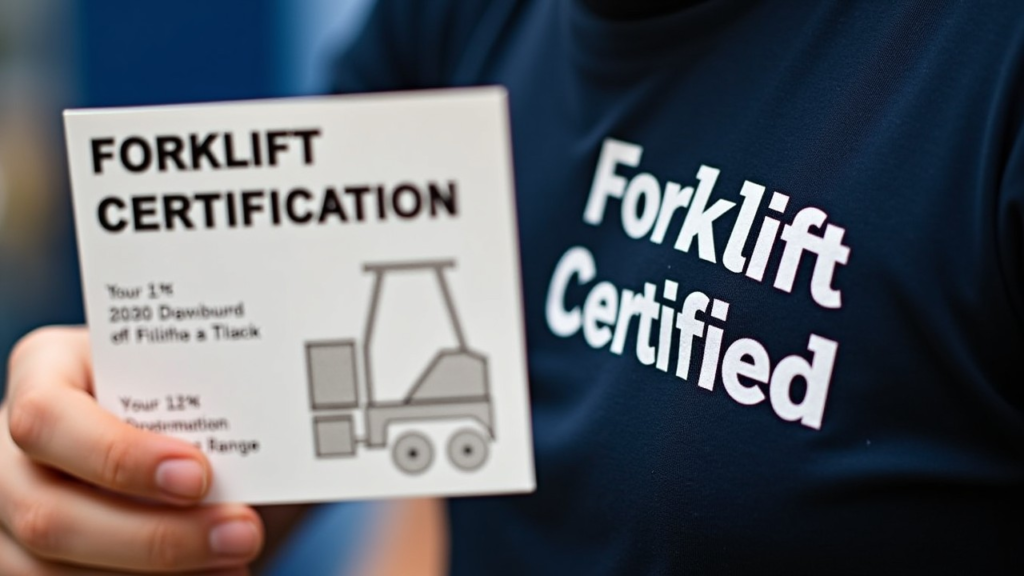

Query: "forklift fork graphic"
(305, 260), (493, 474)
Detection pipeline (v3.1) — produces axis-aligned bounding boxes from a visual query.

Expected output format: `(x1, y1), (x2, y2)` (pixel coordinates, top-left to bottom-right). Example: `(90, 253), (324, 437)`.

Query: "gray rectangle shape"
(307, 340), (358, 409)
(314, 415), (356, 457)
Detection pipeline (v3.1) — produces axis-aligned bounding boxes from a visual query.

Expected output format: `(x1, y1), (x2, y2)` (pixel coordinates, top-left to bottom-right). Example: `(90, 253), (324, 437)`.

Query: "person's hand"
(0, 326), (264, 574)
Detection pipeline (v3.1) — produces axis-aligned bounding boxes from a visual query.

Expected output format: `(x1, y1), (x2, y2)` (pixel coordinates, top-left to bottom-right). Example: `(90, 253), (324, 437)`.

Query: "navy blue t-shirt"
(331, 1), (1024, 573)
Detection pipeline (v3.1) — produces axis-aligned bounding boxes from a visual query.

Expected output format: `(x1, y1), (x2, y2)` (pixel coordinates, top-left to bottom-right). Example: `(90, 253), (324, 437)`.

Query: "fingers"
(0, 529), (250, 575)
(0, 426), (263, 572)
(0, 527), (105, 576)
(0, 530), (118, 576)
(8, 386), (211, 504)
(1, 326), (263, 572)
(6, 327), (93, 396)
(6, 327), (211, 504)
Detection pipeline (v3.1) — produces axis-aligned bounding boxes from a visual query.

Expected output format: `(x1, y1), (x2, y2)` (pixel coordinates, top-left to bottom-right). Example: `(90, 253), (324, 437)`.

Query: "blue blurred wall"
(74, 0), (279, 107)
(1, 0), (373, 391)
(2, 2), (379, 573)
(1, 0), (281, 395)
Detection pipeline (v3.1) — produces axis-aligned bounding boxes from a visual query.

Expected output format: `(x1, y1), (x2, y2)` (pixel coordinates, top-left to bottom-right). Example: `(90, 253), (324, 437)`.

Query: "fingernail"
(155, 459), (207, 499)
(209, 520), (260, 557)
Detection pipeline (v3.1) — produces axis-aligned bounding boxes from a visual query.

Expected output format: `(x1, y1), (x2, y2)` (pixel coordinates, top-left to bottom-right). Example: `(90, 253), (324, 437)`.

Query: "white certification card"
(64, 87), (535, 504)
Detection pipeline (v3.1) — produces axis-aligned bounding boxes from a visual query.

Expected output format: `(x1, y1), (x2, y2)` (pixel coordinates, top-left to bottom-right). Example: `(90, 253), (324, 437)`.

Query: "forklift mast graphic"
(305, 260), (493, 474)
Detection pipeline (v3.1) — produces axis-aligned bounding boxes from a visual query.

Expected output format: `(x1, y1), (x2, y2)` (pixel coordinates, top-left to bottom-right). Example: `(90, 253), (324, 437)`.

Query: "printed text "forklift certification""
(85, 129), (462, 233)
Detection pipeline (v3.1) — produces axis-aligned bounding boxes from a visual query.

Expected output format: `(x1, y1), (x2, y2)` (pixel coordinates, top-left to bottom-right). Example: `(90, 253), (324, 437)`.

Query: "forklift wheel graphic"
(393, 432), (434, 475)
(448, 428), (489, 471)
(307, 260), (495, 475)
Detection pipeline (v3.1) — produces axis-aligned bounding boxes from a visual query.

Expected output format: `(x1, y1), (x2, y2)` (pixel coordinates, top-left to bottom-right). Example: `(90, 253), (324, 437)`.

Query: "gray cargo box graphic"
(306, 260), (493, 474)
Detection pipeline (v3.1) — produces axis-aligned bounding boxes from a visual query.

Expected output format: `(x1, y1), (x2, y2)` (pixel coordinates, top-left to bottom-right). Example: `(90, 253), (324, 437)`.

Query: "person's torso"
(335, 1), (1024, 573)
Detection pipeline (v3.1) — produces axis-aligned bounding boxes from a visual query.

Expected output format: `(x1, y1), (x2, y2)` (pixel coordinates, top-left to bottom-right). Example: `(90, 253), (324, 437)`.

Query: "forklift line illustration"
(306, 260), (493, 475)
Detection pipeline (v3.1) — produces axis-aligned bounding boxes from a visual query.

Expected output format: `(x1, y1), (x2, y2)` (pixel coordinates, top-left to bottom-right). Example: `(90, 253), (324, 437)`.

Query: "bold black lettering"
(250, 131), (263, 166)
(318, 187), (348, 223)
(241, 190), (264, 226)
(131, 195), (160, 231)
(269, 190), (281, 224)
(344, 186), (370, 221)
(193, 192), (221, 227)
(392, 183), (422, 219)
(162, 194), (194, 230)
(156, 136), (186, 171)
(190, 133), (221, 169)
(266, 131), (289, 166)
(120, 137), (152, 173)
(293, 129), (321, 165)
(225, 191), (238, 227)
(375, 185), (387, 220)
(91, 138), (115, 174)
(97, 196), (127, 232)
(224, 133), (249, 168)
(286, 188), (313, 223)
(429, 181), (458, 216)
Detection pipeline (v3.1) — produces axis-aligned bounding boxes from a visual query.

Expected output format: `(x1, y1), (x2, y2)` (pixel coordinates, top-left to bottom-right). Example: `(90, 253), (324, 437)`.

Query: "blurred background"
(0, 1), (381, 573)
(0, 0), (375, 391)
